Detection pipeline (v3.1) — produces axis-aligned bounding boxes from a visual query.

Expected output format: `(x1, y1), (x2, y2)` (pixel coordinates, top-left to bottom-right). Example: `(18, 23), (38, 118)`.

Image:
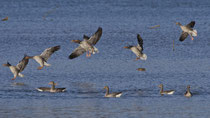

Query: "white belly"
(167, 91), (175, 95)
(131, 47), (141, 57)
(9, 66), (18, 75)
(80, 41), (93, 51)
(33, 56), (44, 66)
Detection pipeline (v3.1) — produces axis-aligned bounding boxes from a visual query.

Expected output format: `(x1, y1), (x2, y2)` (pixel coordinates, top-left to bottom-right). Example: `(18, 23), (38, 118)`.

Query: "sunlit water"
(0, 0), (210, 117)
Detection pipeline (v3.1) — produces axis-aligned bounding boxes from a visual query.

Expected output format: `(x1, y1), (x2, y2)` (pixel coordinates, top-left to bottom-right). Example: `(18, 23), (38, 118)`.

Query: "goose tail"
(192, 29), (197, 36)
(140, 54), (147, 60)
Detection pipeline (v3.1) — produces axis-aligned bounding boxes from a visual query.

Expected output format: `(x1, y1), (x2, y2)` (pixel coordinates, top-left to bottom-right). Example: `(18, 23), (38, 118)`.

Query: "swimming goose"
(104, 86), (122, 97)
(124, 34), (147, 60)
(176, 21), (197, 41)
(3, 55), (30, 80)
(28, 45), (60, 70)
(69, 27), (102, 59)
(158, 84), (175, 95)
(184, 85), (192, 98)
(37, 81), (66, 92)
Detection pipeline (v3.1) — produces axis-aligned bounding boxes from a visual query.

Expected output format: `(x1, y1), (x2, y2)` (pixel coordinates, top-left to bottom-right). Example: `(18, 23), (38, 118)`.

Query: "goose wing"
(16, 55), (29, 72)
(179, 31), (189, 41)
(69, 46), (86, 59)
(87, 27), (102, 45)
(40, 45), (60, 61)
(36, 87), (51, 92)
(186, 21), (195, 28)
(55, 88), (66, 92)
(137, 34), (143, 51)
(111, 92), (122, 97)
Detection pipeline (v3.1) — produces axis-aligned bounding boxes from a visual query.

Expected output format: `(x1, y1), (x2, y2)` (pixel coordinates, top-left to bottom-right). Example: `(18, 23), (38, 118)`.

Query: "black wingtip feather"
(97, 27), (102, 33)
(83, 35), (90, 39)
(54, 45), (61, 51)
(69, 54), (76, 59)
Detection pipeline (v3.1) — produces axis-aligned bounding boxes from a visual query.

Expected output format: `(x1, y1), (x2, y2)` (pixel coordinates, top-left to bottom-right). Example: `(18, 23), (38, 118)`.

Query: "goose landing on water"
(176, 21), (197, 41)
(3, 55), (30, 80)
(124, 34), (147, 61)
(69, 27), (102, 59)
(158, 84), (175, 95)
(28, 45), (60, 70)
(37, 81), (66, 92)
(104, 86), (122, 98)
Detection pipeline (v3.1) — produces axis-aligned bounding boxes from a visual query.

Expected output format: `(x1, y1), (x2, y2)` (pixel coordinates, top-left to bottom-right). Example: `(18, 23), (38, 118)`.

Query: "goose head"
(158, 84), (163, 88)
(48, 81), (57, 86)
(104, 86), (109, 90)
(71, 40), (81, 44)
(2, 62), (11, 67)
(176, 22), (182, 26)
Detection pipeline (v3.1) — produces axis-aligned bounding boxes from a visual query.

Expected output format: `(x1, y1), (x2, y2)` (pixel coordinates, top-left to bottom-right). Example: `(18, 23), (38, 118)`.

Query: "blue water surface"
(0, 0), (210, 118)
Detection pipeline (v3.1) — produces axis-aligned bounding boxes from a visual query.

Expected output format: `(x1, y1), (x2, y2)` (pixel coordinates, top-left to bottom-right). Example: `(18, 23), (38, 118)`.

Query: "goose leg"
(11, 76), (16, 80)
(12, 73), (18, 80)
(190, 35), (194, 40)
(86, 52), (89, 57)
(89, 52), (91, 57)
(37, 66), (44, 70)
(135, 57), (140, 61)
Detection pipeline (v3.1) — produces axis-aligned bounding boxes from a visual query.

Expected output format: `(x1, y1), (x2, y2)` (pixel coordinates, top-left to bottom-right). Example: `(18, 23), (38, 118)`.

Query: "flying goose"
(3, 55), (30, 80)
(104, 86), (122, 97)
(69, 27), (102, 59)
(37, 81), (66, 92)
(184, 85), (192, 98)
(176, 21), (197, 41)
(28, 45), (60, 70)
(158, 84), (175, 95)
(124, 34), (147, 60)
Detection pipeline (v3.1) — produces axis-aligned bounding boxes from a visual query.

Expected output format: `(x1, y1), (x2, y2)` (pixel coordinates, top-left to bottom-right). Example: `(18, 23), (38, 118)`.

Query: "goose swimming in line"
(184, 85), (192, 98)
(124, 34), (147, 61)
(158, 84), (175, 95)
(69, 27), (102, 59)
(37, 81), (66, 92)
(28, 45), (60, 70)
(176, 21), (197, 41)
(104, 86), (122, 97)
(3, 55), (30, 80)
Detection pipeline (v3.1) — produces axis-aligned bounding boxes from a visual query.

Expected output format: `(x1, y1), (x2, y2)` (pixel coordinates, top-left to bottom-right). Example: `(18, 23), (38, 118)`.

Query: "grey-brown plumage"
(104, 86), (122, 97)
(37, 81), (66, 92)
(124, 34), (147, 60)
(176, 21), (197, 41)
(158, 84), (175, 95)
(69, 27), (102, 59)
(16, 54), (29, 72)
(28, 45), (60, 70)
(40, 45), (60, 61)
(184, 85), (192, 98)
(3, 55), (30, 80)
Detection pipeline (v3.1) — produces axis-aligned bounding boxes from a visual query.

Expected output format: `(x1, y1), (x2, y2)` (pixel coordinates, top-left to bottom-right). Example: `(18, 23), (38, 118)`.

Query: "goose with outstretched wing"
(176, 21), (197, 41)
(69, 27), (102, 59)
(124, 34), (147, 60)
(28, 45), (60, 70)
(3, 55), (30, 80)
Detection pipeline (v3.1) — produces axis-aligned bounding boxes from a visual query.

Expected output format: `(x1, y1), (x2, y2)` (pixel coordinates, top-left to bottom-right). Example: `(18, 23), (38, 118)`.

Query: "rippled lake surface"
(1, 0), (210, 117)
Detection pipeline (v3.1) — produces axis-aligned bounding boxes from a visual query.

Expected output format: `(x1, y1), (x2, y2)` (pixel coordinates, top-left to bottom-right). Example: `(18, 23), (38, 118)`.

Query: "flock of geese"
(3, 21), (197, 98)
